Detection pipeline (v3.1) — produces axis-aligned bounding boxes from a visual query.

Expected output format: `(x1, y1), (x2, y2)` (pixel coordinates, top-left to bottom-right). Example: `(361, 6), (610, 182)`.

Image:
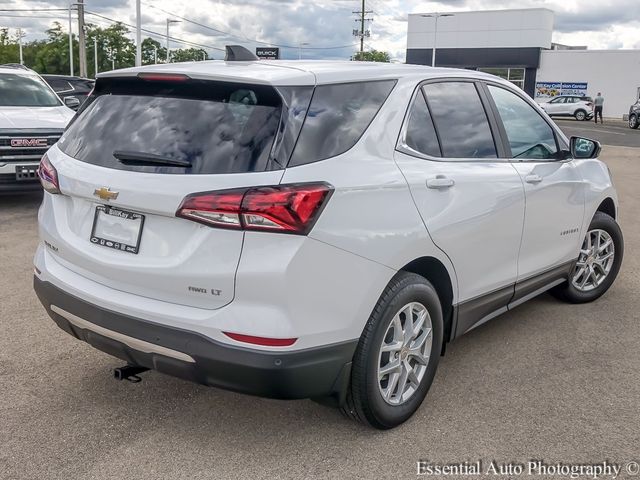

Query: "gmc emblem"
(10, 138), (48, 148)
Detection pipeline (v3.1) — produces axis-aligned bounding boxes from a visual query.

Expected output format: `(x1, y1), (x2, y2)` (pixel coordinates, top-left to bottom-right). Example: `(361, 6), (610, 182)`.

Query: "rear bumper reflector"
(223, 331), (297, 347)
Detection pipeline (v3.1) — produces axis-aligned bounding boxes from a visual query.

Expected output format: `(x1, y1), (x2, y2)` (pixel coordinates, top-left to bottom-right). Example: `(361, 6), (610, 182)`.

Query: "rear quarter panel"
(280, 77), (459, 305)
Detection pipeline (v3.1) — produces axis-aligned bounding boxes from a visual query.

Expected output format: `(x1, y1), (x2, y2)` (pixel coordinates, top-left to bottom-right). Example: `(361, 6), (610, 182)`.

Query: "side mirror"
(570, 136), (601, 159)
(64, 96), (81, 110)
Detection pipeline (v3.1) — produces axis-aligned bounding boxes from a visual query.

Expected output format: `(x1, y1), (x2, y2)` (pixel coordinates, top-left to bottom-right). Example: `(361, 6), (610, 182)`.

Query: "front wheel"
(629, 114), (639, 129)
(552, 212), (623, 303)
(575, 110), (587, 121)
(341, 272), (443, 429)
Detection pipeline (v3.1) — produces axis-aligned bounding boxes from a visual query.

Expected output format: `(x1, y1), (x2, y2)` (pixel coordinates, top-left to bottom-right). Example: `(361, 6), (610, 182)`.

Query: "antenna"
(225, 45), (259, 61)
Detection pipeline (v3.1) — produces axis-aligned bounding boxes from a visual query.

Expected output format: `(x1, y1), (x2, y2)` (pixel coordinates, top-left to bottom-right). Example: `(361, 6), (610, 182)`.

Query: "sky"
(2, 0), (640, 61)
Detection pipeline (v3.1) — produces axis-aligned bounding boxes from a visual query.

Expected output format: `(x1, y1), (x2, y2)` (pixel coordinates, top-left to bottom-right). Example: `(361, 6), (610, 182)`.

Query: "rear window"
(58, 77), (287, 175)
(0, 73), (61, 107)
(289, 80), (396, 166)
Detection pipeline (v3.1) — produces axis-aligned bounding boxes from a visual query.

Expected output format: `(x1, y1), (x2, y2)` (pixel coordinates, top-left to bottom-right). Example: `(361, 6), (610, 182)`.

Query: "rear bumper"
(34, 277), (356, 401)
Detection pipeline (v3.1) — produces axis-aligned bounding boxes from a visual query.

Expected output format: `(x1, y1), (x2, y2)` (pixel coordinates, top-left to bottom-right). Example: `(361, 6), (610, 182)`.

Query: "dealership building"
(406, 8), (640, 118)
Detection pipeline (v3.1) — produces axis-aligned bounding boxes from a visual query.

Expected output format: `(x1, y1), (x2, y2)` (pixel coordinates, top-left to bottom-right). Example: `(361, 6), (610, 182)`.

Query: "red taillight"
(223, 332), (297, 347)
(176, 183), (333, 235)
(137, 73), (190, 82)
(38, 153), (60, 194)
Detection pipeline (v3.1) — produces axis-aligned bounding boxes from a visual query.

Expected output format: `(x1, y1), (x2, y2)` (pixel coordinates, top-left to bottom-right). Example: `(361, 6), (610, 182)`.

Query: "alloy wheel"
(571, 229), (615, 292)
(377, 302), (432, 406)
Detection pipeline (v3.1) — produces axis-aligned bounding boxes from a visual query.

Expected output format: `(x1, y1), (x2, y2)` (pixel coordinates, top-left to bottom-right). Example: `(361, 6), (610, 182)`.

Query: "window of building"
(478, 67), (526, 90)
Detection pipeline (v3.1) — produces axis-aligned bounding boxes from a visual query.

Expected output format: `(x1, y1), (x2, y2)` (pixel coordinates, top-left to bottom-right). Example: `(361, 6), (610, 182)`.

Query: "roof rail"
(225, 45), (259, 62)
(0, 63), (31, 71)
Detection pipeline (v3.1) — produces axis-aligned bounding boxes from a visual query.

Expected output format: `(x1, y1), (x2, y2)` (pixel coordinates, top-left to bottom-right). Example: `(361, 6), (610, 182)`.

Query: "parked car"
(33, 54), (623, 429)
(628, 98), (640, 129)
(41, 75), (94, 110)
(539, 95), (594, 121)
(0, 65), (75, 192)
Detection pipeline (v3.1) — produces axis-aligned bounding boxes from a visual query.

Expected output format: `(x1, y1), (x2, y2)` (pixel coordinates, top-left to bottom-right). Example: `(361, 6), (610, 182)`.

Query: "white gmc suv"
(34, 52), (623, 429)
(0, 65), (75, 192)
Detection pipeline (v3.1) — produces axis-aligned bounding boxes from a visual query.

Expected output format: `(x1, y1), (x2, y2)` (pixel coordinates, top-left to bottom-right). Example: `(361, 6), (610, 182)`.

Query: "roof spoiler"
(225, 45), (259, 62)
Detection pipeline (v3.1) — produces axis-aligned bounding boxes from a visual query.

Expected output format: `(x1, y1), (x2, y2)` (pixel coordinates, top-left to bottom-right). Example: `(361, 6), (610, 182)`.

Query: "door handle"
(525, 174), (543, 184)
(426, 175), (455, 189)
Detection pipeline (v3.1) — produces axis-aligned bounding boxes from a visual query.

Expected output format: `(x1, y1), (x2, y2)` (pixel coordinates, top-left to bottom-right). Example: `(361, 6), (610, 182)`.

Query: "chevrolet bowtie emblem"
(93, 187), (119, 201)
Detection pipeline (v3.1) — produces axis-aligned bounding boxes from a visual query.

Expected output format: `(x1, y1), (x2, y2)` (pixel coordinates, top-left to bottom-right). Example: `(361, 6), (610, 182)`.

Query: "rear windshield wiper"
(113, 150), (192, 168)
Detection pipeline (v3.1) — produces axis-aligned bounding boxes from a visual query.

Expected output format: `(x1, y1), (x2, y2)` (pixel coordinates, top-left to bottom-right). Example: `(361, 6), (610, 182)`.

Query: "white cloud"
(2, 0), (640, 62)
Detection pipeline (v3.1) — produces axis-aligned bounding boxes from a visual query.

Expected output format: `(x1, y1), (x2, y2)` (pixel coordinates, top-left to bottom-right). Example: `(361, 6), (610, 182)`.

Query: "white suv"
(539, 95), (594, 121)
(0, 65), (75, 192)
(34, 55), (623, 429)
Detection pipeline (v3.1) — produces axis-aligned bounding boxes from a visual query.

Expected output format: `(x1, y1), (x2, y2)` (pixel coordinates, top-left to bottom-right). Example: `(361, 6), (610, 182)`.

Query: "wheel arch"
(400, 256), (455, 343)
(596, 197), (616, 220)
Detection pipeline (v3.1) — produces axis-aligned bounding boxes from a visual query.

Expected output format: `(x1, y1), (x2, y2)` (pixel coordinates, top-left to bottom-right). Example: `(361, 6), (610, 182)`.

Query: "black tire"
(629, 114), (639, 129)
(575, 109), (587, 121)
(341, 272), (443, 429)
(552, 212), (623, 304)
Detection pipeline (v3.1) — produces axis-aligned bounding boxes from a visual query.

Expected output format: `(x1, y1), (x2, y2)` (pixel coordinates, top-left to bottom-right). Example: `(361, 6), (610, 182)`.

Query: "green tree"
(141, 37), (166, 65)
(101, 23), (135, 71)
(32, 22), (76, 75)
(170, 47), (207, 63)
(0, 28), (20, 65)
(353, 50), (390, 62)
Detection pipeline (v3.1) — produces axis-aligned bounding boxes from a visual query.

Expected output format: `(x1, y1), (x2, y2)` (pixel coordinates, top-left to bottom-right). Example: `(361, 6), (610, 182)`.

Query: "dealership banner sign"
(535, 82), (589, 99)
(256, 47), (280, 60)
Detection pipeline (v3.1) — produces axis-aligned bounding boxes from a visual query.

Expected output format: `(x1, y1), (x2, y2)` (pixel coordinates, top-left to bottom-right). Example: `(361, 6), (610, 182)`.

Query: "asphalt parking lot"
(1, 146), (639, 480)
(556, 118), (640, 148)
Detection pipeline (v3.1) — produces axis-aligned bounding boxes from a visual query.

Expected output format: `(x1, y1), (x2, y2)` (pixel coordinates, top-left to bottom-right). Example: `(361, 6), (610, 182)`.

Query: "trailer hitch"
(113, 364), (149, 383)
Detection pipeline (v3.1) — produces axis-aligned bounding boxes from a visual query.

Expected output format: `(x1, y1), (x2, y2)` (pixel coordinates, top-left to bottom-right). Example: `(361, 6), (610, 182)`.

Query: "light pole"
(166, 19), (180, 62)
(68, 3), (75, 76)
(76, 0), (87, 77)
(298, 42), (309, 60)
(67, 2), (85, 76)
(135, 0), (141, 66)
(421, 13), (454, 67)
(93, 36), (98, 77)
(16, 28), (25, 65)
(154, 45), (157, 64)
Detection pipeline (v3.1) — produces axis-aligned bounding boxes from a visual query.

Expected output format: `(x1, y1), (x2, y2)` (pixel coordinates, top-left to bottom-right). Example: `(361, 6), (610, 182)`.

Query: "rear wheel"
(341, 272), (443, 429)
(552, 212), (623, 303)
(629, 114), (639, 129)
(575, 109), (587, 121)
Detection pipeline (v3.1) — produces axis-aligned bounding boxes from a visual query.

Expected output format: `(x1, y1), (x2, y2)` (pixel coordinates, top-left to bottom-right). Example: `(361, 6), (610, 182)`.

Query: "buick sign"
(10, 138), (48, 148)
(256, 47), (280, 60)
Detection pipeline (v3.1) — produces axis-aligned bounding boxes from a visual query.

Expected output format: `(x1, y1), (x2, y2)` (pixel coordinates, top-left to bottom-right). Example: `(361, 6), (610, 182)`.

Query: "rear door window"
(58, 77), (289, 175)
(422, 82), (497, 159)
(289, 80), (396, 166)
(402, 88), (441, 157)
